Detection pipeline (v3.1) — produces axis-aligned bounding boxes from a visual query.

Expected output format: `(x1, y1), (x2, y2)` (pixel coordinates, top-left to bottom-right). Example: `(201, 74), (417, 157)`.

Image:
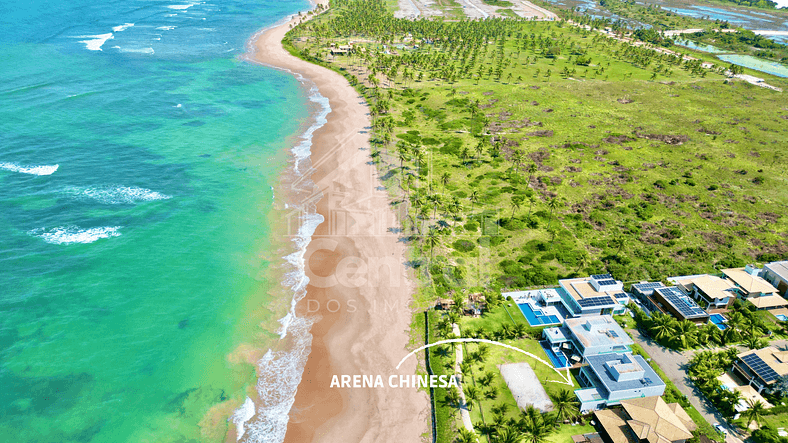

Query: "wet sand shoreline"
(244, 2), (430, 442)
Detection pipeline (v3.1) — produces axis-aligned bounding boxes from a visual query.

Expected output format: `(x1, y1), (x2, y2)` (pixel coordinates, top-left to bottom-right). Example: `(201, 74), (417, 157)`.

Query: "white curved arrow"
(397, 338), (574, 386)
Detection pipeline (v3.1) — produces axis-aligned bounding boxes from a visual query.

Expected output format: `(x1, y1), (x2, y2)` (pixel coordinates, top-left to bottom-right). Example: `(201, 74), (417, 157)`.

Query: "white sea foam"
(231, 397), (256, 440)
(118, 47), (155, 54)
(75, 33), (114, 51)
(157, 26), (177, 30)
(232, 37), (332, 441)
(167, 3), (196, 10)
(112, 23), (135, 32)
(63, 185), (171, 205)
(0, 162), (59, 176)
(30, 226), (122, 245)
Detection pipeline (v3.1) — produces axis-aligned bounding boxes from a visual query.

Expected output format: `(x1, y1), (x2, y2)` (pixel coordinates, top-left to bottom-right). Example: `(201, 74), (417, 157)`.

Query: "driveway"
(627, 328), (746, 443)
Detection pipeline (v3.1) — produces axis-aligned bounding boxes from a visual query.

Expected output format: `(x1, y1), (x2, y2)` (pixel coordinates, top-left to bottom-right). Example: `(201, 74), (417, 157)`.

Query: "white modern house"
(763, 261), (788, 296)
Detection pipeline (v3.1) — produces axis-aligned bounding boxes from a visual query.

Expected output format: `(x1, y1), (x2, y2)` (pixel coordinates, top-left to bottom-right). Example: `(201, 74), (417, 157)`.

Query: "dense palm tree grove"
(286, 3), (788, 441)
(631, 300), (778, 351)
(288, 0), (788, 295)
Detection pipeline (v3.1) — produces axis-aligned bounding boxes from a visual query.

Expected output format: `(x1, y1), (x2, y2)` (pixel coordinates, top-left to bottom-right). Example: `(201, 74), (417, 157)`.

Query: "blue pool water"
(518, 303), (561, 326)
(710, 313), (728, 330)
(776, 314), (788, 321)
(541, 342), (570, 368)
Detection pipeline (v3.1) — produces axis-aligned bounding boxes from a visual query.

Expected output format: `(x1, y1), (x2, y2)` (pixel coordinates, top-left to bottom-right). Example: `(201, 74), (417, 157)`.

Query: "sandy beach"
(245, 2), (430, 442)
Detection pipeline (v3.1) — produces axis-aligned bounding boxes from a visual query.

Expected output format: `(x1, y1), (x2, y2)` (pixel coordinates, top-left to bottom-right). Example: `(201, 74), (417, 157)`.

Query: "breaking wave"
(234, 22), (330, 441)
(63, 185), (171, 204)
(0, 162), (59, 176)
(29, 226), (122, 245)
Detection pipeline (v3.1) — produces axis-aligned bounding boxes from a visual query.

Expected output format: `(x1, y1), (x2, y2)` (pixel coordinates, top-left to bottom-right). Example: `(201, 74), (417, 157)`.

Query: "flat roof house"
(593, 397), (696, 443)
(732, 346), (788, 394)
(763, 261), (788, 297)
(635, 284), (709, 325)
(576, 352), (666, 413)
(558, 274), (629, 317)
(722, 267), (788, 311)
(672, 275), (736, 313)
(543, 315), (632, 365)
(565, 316), (633, 356)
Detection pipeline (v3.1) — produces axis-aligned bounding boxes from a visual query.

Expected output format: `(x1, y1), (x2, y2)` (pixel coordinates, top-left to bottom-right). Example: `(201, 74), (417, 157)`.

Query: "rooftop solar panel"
(577, 295), (616, 308)
(632, 282), (666, 296)
(638, 282), (663, 289)
(615, 292), (628, 299)
(592, 274), (613, 281)
(656, 287), (707, 318)
(742, 353), (780, 383)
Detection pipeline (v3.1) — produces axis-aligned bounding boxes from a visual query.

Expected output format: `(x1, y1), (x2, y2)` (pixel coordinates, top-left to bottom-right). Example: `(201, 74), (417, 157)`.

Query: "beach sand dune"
(246, 2), (430, 442)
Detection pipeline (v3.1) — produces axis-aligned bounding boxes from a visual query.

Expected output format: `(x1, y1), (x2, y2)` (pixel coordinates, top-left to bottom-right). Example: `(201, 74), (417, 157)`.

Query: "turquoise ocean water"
(0, 0), (319, 442)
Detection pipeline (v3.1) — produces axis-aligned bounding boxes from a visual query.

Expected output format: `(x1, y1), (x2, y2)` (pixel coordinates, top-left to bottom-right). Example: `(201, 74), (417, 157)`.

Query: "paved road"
(627, 328), (746, 443)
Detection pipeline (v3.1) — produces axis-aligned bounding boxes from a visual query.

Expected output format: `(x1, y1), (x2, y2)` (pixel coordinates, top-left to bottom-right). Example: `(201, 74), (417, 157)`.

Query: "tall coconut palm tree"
(673, 320), (698, 350)
(745, 335), (767, 350)
(449, 198), (462, 227)
(610, 234), (627, 259)
(519, 405), (555, 443)
(468, 191), (479, 214)
(495, 427), (523, 443)
(511, 195), (524, 218)
(512, 323), (526, 339)
(526, 195), (537, 219)
(446, 386), (460, 407)
(552, 389), (580, 423)
(475, 141), (485, 163)
(426, 229), (440, 259)
(457, 428), (479, 443)
(650, 313), (676, 341)
(546, 197), (561, 242)
(721, 325), (741, 345)
(511, 150), (524, 174)
(480, 371), (495, 387)
(441, 172), (451, 192)
(465, 385), (480, 411)
(742, 399), (767, 429)
(397, 146), (408, 170)
(526, 162), (538, 187)
(476, 344), (490, 362)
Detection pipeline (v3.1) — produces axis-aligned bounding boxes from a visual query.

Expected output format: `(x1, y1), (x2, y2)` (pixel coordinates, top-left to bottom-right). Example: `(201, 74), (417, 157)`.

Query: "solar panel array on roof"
(657, 287), (707, 318)
(742, 353), (780, 383)
(592, 274), (613, 281)
(577, 295), (616, 308)
(633, 282), (663, 291)
(615, 292), (629, 299)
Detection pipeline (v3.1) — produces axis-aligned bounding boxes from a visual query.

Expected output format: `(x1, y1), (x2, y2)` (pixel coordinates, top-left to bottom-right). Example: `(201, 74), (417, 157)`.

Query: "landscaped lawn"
(547, 422), (597, 443)
(459, 329), (583, 440)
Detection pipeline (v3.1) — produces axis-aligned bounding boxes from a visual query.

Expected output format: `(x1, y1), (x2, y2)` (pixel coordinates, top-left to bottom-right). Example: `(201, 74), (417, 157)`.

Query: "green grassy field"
(288, 1), (788, 440)
(290, 1), (787, 293)
(457, 323), (585, 442)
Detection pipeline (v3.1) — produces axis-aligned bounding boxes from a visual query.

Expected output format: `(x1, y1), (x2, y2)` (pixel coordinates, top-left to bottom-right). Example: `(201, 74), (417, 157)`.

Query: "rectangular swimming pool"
(709, 313), (727, 330)
(541, 341), (570, 368)
(518, 303), (561, 327)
